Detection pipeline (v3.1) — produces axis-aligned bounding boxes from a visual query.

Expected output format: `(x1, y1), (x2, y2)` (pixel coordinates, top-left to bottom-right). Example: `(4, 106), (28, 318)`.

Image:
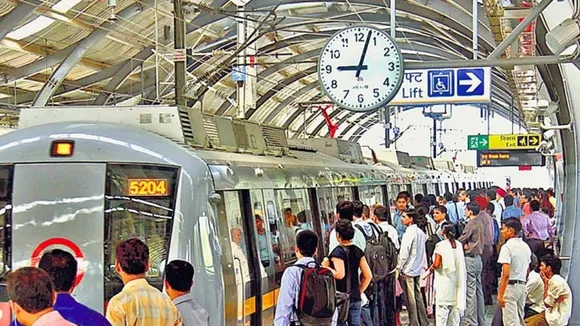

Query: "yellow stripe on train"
(242, 288), (280, 317)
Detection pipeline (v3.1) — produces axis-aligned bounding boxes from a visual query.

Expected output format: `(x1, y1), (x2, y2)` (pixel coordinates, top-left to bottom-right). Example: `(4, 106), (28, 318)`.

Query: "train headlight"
(50, 140), (74, 157)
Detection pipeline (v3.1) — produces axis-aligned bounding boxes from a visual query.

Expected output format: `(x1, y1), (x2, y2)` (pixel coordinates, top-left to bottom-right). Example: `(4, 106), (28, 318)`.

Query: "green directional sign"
(467, 134), (543, 150)
(467, 135), (489, 150)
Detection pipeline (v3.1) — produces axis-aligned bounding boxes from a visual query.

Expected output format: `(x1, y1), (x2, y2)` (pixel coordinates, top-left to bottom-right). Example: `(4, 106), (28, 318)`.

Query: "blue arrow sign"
(457, 68), (485, 96)
(390, 67), (491, 105)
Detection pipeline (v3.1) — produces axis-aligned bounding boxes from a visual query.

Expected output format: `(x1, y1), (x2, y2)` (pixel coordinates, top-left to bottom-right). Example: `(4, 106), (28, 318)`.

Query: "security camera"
(546, 18), (580, 54)
(536, 140), (554, 155)
(543, 129), (556, 141)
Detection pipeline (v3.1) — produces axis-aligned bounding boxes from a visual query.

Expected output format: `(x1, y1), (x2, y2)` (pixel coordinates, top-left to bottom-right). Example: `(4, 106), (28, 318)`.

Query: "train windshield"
(104, 164), (179, 303)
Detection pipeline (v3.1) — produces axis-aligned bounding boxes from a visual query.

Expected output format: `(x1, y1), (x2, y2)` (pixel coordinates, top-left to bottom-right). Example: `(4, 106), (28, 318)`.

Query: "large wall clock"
(318, 25), (404, 112)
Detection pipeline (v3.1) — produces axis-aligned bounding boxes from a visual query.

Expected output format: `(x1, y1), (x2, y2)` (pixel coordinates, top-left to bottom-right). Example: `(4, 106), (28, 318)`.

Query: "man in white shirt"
(525, 254), (572, 326)
(525, 254), (544, 318)
(373, 206), (400, 249)
(328, 200), (366, 253)
(487, 189), (504, 227)
(397, 208), (429, 326)
(352, 200), (376, 239)
(497, 217), (531, 326)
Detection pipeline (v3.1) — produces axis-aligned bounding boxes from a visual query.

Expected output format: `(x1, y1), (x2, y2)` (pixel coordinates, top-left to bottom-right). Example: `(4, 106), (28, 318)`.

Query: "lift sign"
(127, 179), (169, 196)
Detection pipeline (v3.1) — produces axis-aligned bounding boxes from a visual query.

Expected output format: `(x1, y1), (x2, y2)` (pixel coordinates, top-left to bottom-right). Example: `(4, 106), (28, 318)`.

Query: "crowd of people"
(6, 238), (209, 326)
(275, 186), (572, 326)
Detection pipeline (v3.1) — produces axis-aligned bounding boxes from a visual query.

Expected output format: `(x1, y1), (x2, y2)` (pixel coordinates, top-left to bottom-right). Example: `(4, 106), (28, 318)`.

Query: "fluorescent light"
(6, 16), (55, 40)
(52, 0), (83, 13)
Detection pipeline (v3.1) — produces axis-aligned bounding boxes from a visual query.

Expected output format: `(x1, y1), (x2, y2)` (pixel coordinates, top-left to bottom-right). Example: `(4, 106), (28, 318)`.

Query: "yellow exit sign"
(488, 134), (541, 150)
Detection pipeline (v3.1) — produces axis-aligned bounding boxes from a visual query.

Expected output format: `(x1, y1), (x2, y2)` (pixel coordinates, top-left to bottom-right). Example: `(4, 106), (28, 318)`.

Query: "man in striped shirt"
(106, 238), (182, 326)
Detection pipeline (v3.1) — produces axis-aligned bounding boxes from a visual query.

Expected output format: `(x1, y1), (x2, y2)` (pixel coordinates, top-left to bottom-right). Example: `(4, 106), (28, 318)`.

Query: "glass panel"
(0, 166), (12, 279)
(276, 189), (312, 263)
(222, 191), (252, 324)
(444, 183), (450, 194)
(104, 165), (178, 302)
(358, 185), (384, 206)
(250, 191), (273, 270)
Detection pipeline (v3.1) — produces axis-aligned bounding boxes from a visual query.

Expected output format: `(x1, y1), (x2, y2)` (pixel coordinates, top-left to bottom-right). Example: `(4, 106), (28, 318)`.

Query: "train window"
(275, 189), (312, 262)
(358, 185), (383, 206)
(0, 166), (11, 278)
(250, 191), (274, 269)
(434, 183), (441, 196)
(444, 183), (450, 194)
(103, 165), (178, 303)
(421, 184), (428, 196)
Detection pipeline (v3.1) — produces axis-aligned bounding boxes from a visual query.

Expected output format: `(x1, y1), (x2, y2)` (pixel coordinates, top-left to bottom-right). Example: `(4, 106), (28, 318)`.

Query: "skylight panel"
(52, 0), (83, 13)
(6, 16), (55, 40)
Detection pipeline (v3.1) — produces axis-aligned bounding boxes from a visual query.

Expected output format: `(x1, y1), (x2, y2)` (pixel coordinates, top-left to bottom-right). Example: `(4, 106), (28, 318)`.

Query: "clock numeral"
(325, 65), (332, 74)
(342, 38), (349, 47)
(331, 80), (338, 89)
(383, 77), (390, 86)
(388, 62), (395, 71)
(331, 50), (341, 59)
(358, 94), (364, 103)
(384, 47), (390, 56)
(343, 89), (350, 99)
(373, 88), (379, 98)
(373, 37), (377, 46)
(355, 32), (365, 42)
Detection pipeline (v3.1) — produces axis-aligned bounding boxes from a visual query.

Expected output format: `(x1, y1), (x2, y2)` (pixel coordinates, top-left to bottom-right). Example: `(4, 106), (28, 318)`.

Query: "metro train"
(0, 106), (489, 325)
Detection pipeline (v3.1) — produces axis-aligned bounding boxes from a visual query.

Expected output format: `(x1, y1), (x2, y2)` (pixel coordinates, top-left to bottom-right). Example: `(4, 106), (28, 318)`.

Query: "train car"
(0, 106), (489, 325)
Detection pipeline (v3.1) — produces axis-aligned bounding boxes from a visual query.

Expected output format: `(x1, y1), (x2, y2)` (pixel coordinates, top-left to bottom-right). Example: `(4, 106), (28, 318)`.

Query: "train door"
(218, 191), (261, 326)
(0, 166), (12, 325)
(249, 190), (278, 324)
(11, 163), (106, 311)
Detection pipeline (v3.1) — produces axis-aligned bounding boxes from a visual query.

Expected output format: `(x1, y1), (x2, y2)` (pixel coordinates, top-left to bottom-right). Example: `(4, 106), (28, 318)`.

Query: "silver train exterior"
(0, 113), (489, 325)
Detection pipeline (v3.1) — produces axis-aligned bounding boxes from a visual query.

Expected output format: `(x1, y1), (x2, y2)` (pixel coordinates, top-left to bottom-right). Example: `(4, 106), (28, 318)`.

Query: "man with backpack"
(355, 203), (397, 326)
(275, 230), (337, 326)
(365, 205), (400, 326)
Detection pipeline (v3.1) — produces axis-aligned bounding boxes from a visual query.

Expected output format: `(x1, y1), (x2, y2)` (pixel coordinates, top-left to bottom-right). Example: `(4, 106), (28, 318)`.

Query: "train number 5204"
(127, 179), (169, 196)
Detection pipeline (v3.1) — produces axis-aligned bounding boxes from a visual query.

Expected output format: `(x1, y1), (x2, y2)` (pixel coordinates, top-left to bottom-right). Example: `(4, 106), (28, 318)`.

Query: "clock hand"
(337, 65), (368, 71)
(355, 30), (373, 78)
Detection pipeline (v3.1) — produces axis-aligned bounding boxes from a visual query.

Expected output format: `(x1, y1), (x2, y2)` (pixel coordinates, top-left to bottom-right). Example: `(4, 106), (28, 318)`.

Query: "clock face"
(318, 26), (404, 112)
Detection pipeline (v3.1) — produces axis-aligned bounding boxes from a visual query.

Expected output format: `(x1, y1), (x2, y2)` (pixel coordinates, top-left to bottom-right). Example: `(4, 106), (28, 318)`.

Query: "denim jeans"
(345, 299), (362, 326)
(360, 303), (373, 326)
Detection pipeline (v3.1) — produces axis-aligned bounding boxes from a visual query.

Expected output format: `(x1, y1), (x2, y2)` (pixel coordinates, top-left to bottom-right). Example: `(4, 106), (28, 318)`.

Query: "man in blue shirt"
(392, 193), (408, 241)
(12, 249), (111, 326)
(443, 192), (460, 224)
(274, 230), (336, 326)
(502, 195), (522, 220)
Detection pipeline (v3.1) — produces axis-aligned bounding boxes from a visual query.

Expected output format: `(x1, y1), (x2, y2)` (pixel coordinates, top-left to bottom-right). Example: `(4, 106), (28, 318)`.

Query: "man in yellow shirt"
(106, 238), (182, 326)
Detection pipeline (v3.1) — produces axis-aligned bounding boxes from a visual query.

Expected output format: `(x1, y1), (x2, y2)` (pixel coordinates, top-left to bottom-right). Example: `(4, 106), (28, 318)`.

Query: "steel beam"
(406, 55), (574, 69)
(93, 46), (154, 105)
(487, 0), (554, 59)
(0, 0), (43, 40)
(31, 0), (154, 106)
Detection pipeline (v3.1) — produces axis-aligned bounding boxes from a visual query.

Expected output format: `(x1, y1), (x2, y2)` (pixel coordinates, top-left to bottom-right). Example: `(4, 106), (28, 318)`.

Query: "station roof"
(0, 0), (568, 141)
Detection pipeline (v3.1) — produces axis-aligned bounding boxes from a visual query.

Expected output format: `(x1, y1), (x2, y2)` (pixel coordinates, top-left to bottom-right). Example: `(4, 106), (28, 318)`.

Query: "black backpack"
(293, 263), (336, 326)
(355, 223), (398, 281)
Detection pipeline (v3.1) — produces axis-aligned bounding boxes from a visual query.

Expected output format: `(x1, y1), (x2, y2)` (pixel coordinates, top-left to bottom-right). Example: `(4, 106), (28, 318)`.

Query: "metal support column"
(173, 0), (186, 106)
(472, 0), (478, 59)
(488, 0), (554, 59)
(432, 118), (437, 158)
(384, 107), (391, 149)
(390, 0), (396, 39)
(236, 7), (246, 119)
